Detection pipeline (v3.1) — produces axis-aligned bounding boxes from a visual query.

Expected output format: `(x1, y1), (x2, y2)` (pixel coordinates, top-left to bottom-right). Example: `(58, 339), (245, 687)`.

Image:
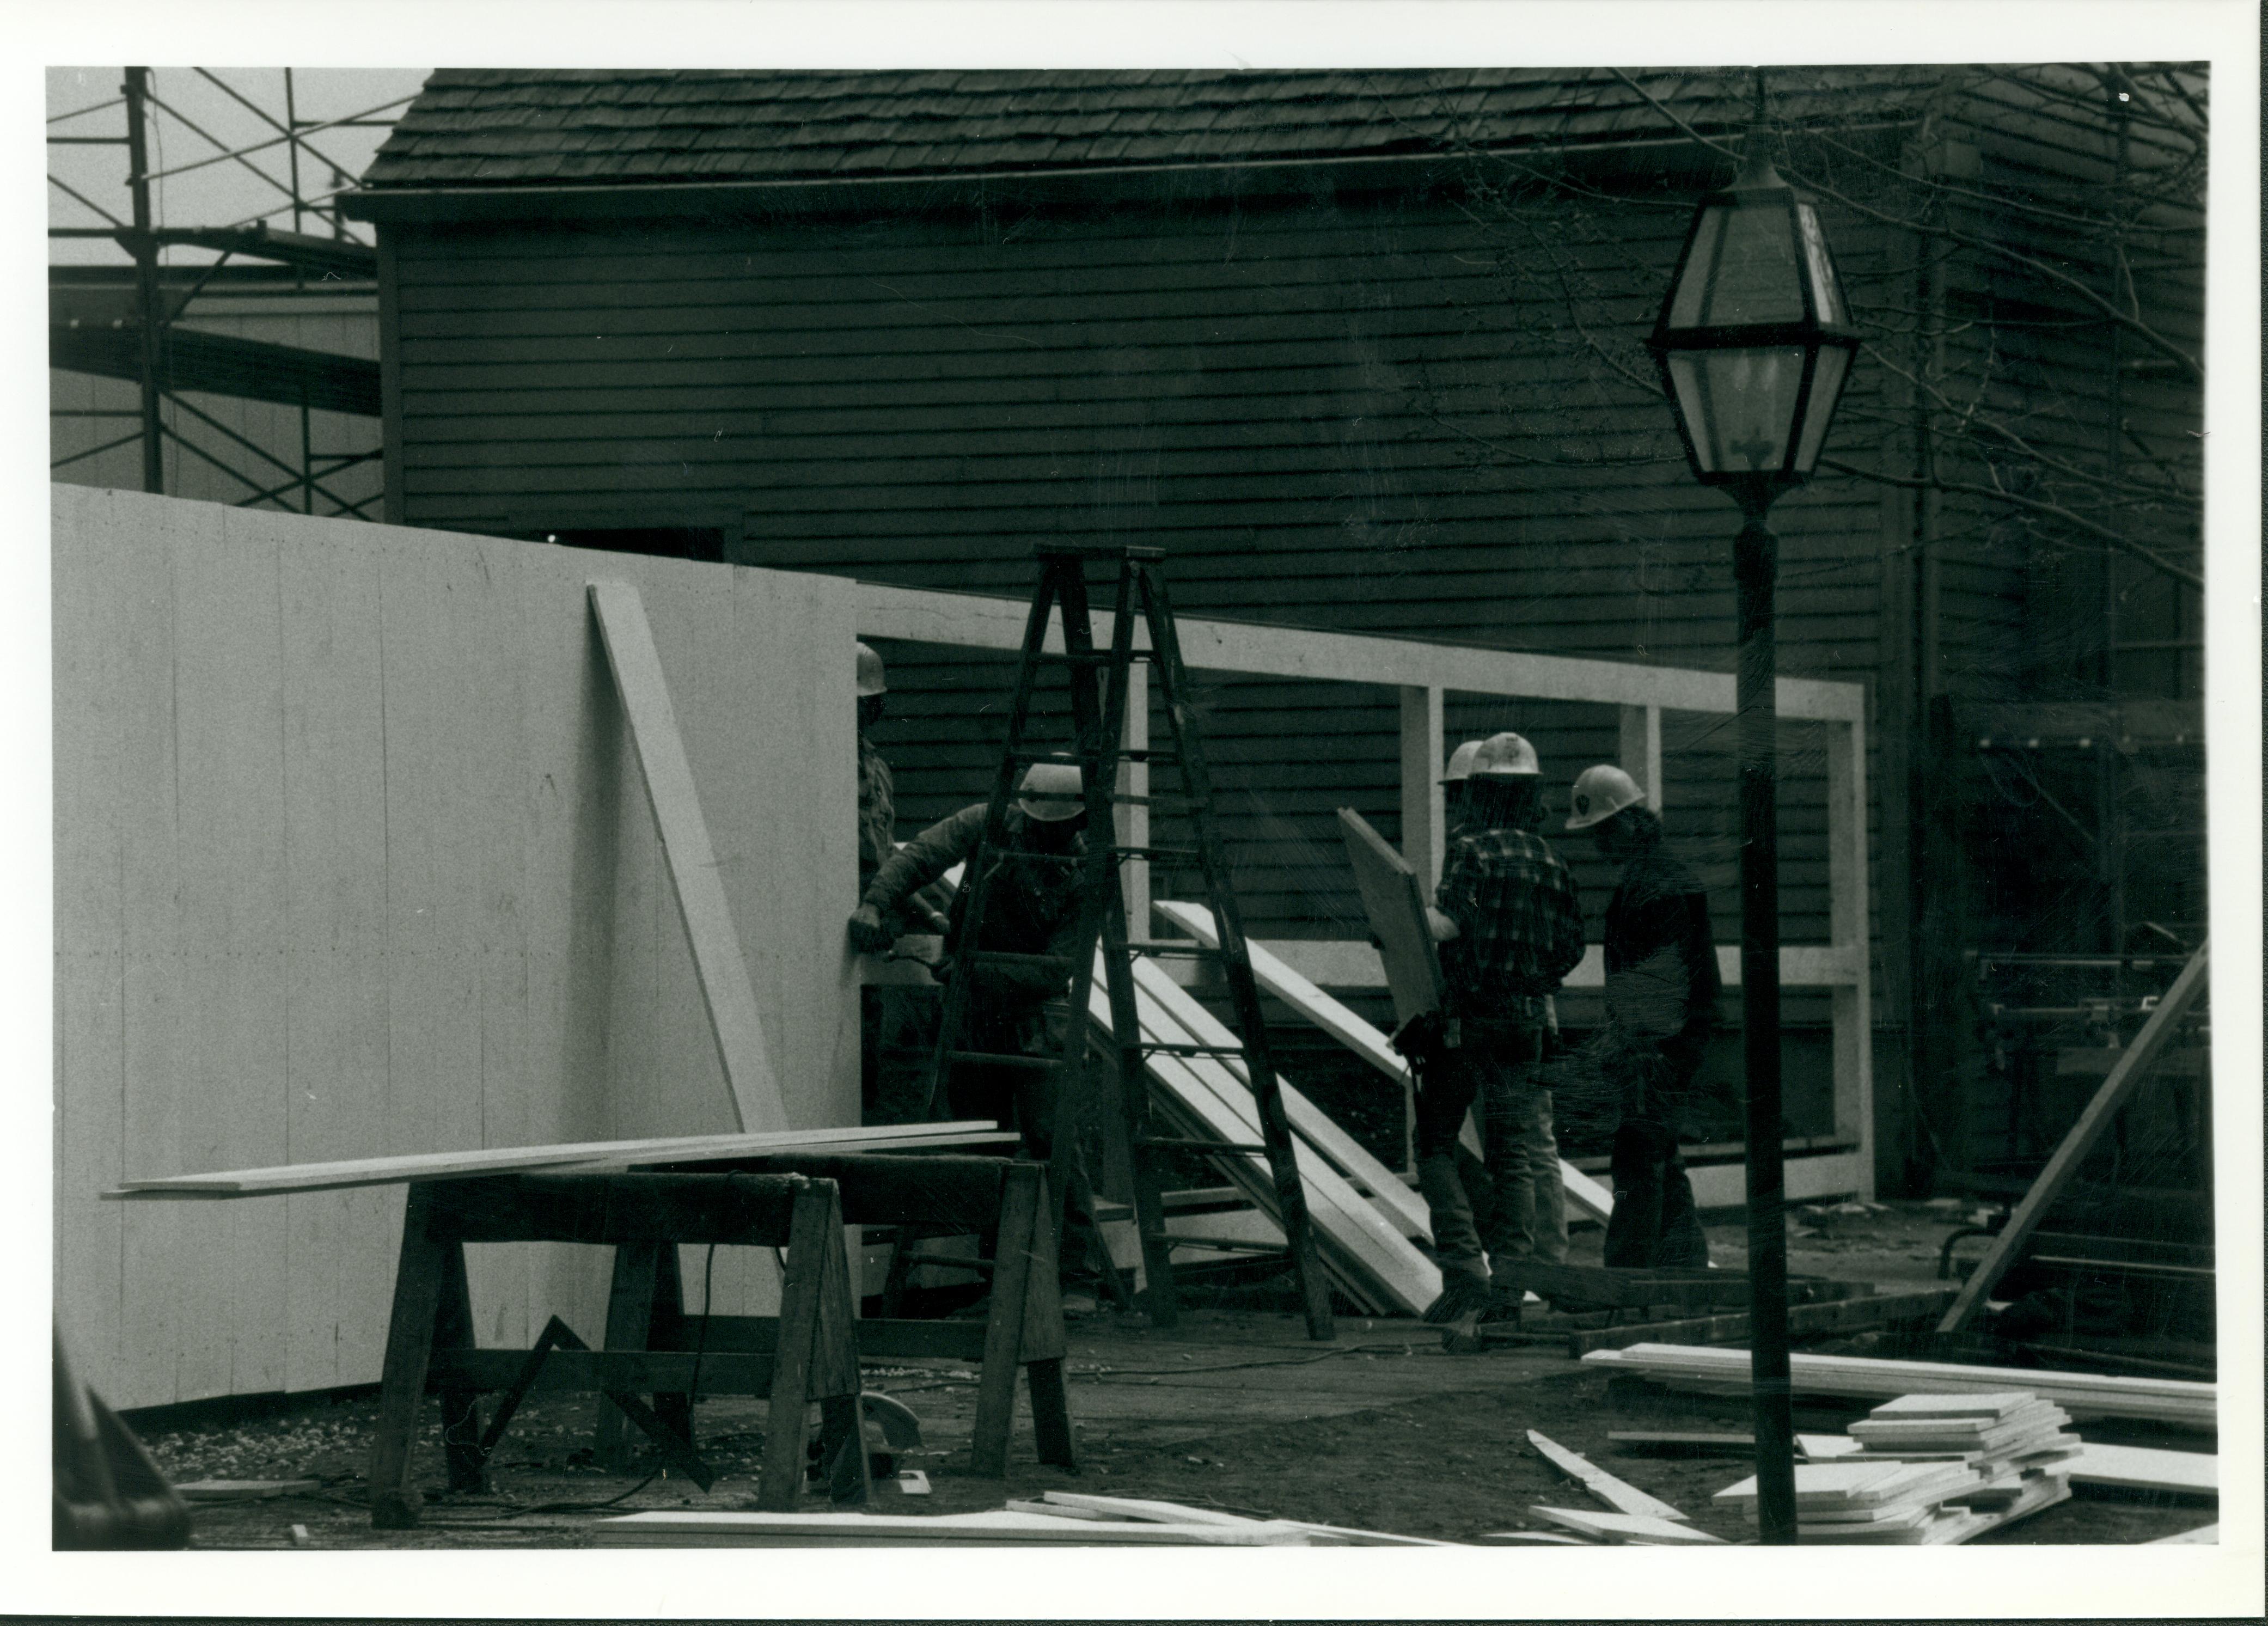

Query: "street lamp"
(1647, 119), (1859, 1546)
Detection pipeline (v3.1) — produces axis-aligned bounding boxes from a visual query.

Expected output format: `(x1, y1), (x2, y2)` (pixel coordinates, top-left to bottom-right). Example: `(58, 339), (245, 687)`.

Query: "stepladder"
(920, 543), (1336, 1340)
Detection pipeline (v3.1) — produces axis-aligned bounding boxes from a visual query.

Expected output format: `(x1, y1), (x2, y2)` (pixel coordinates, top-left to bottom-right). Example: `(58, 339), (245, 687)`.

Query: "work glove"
(847, 902), (895, 955)
(1389, 1010), (1447, 1066)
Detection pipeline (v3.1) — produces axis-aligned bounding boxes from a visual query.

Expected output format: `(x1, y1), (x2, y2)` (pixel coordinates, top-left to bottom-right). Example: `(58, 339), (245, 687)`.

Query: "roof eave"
(342, 126), (1915, 227)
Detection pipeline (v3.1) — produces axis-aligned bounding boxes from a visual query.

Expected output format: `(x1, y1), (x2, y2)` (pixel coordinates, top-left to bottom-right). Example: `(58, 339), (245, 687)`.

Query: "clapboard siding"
(54, 486), (859, 1408)
(387, 181), (1898, 965)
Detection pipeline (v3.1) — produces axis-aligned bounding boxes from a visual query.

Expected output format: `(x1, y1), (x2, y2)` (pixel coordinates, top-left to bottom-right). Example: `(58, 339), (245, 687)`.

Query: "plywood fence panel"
(53, 485), (858, 1407)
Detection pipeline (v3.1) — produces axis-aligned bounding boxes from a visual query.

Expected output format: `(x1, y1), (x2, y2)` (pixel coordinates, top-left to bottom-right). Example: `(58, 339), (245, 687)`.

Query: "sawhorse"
(623, 1152), (1077, 1477)
(366, 1171), (867, 1528)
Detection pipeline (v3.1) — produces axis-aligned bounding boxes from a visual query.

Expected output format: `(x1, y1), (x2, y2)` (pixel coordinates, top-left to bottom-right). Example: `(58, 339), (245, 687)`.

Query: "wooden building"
(340, 66), (2206, 1195)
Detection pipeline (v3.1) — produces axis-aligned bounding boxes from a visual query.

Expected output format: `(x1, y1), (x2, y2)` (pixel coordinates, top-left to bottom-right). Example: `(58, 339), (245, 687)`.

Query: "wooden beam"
(857, 581), (1868, 722)
(588, 579), (785, 1134)
(1936, 942), (2210, 1332)
(1617, 705), (1663, 811)
(1399, 686), (1445, 890)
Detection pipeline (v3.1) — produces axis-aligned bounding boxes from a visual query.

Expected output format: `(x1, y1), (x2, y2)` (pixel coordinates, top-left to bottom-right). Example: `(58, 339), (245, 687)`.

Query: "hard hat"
(1440, 739), (1483, 785)
(1566, 763), (1646, 830)
(1468, 731), (1540, 778)
(855, 642), (887, 698)
(1017, 760), (1086, 822)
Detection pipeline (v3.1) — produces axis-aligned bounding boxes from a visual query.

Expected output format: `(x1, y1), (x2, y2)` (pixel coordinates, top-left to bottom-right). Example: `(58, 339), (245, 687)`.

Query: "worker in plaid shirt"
(1415, 731), (1585, 1322)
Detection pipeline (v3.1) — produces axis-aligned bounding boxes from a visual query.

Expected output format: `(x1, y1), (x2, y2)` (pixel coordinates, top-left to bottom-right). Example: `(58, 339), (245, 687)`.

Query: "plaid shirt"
(1434, 824), (1585, 1023)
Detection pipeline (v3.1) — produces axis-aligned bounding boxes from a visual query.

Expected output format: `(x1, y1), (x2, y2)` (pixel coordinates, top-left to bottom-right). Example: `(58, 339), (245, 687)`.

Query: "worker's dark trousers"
(1603, 1117), (1708, 1268)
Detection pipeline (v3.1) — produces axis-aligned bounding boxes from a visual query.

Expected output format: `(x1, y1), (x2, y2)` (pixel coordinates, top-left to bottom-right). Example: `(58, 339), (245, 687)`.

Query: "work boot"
(1421, 1268), (1493, 1324)
(1478, 1286), (1526, 1325)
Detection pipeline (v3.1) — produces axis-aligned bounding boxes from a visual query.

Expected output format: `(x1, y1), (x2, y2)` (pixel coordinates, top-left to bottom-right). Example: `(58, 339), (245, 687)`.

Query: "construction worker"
(1567, 763), (1719, 1269)
(855, 642), (894, 893)
(1413, 731), (1585, 1321)
(849, 760), (1089, 1153)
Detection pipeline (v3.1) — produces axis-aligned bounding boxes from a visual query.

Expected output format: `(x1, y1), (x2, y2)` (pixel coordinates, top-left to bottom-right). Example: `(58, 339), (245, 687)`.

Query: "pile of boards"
(1581, 1342), (2216, 1431)
(1716, 1392), (2080, 1544)
(593, 1491), (1445, 1546)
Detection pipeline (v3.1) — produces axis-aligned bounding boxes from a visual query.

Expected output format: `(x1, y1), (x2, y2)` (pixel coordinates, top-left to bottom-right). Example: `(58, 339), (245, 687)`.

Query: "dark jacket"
(862, 803), (1086, 1003)
(1603, 844), (1720, 1044)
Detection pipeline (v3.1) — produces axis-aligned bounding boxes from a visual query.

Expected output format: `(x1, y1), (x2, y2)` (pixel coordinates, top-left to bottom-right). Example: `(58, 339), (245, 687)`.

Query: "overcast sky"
(46, 66), (433, 266)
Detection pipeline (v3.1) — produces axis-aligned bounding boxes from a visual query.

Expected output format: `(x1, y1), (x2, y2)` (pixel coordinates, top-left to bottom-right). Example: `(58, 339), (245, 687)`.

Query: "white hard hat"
(855, 642), (887, 698)
(1440, 739), (1483, 785)
(1017, 760), (1086, 822)
(1469, 731), (1540, 778)
(1566, 763), (1646, 830)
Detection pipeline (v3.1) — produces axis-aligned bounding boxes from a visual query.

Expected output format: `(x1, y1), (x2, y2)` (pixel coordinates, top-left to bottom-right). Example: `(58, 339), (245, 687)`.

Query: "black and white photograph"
(21, 1), (2259, 1615)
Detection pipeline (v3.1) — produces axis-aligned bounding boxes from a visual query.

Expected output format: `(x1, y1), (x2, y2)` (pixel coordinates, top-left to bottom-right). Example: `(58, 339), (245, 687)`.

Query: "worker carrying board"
(1407, 731), (1585, 1323)
(848, 760), (1089, 1163)
(1563, 763), (1721, 1269)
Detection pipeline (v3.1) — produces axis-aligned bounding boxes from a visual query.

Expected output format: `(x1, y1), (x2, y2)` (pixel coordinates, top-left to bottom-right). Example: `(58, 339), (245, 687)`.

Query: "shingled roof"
(358, 66), (1926, 191)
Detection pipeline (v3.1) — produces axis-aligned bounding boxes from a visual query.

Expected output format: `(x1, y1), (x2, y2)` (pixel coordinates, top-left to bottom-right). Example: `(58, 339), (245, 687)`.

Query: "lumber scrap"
(170, 1478), (320, 1502)
(2065, 1443), (2216, 1498)
(1024, 1493), (1445, 1545)
(1527, 1429), (1688, 1521)
(588, 579), (785, 1134)
(1938, 941), (2210, 1333)
(1154, 898), (1614, 1224)
(1565, 1287), (1956, 1355)
(105, 1122), (1012, 1199)
(1581, 1343), (2215, 1431)
(1529, 1507), (1726, 1544)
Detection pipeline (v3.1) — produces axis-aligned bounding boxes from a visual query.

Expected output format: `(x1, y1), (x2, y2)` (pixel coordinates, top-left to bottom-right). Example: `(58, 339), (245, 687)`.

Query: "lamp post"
(1646, 117), (1859, 1546)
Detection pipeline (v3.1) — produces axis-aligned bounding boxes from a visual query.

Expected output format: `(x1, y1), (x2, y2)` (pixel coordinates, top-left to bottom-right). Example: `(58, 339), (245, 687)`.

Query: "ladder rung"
(1034, 542), (1165, 563)
(1118, 749), (1181, 765)
(969, 950), (1075, 972)
(1113, 846), (1202, 863)
(945, 1050), (1061, 1072)
(1137, 1135), (1269, 1156)
(1139, 1234), (1288, 1255)
(897, 1252), (994, 1273)
(1034, 650), (1118, 667)
(1136, 1041), (1252, 1058)
(1127, 942), (1221, 960)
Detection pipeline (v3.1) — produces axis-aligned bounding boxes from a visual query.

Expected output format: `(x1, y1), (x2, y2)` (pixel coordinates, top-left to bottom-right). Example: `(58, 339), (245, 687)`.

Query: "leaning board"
(1337, 808), (1445, 1026)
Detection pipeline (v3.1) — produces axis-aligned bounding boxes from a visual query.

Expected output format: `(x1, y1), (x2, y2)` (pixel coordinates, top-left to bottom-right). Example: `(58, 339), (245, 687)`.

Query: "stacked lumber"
(1716, 1391), (2087, 1544)
(1581, 1343), (2216, 1431)
(1521, 1507), (1726, 1544)
(1087, 955), (1444, 1317)
(1845, 1392), (2082, 1477)
(1712, 1458), (2056, 1545)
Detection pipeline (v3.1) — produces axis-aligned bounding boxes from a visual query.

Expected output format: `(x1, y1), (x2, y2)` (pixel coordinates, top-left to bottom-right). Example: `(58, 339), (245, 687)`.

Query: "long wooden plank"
(587, 578), (786, 1134)
(1582, 1344), (2216, 1428)
(1335, 809), (1443, 1027)
(1109, 960), (1442, 1315)
(2064, 1443), (2216, 1497)
(106, 1122), (1008, 1199)
(1937, 942), (2210, 1332)
(1154, 900), (1615, 1225)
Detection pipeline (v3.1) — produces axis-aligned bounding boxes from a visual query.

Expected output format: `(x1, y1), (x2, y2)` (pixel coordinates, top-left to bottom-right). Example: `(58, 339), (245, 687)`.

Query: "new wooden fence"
(53, 487), (860, 1408)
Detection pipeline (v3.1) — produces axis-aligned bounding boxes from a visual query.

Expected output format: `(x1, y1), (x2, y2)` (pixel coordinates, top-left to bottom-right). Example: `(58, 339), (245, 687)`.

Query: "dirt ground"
(137, 1203), (2218, 1549)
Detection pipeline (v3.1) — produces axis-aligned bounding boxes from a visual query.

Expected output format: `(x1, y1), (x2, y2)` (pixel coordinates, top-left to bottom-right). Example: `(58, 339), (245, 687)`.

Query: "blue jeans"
(1414, 1023), (1567, 1278)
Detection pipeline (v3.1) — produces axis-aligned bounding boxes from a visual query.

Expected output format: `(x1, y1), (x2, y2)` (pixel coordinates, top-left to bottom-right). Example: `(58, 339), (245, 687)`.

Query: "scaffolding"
(47, 68), (413, 516)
